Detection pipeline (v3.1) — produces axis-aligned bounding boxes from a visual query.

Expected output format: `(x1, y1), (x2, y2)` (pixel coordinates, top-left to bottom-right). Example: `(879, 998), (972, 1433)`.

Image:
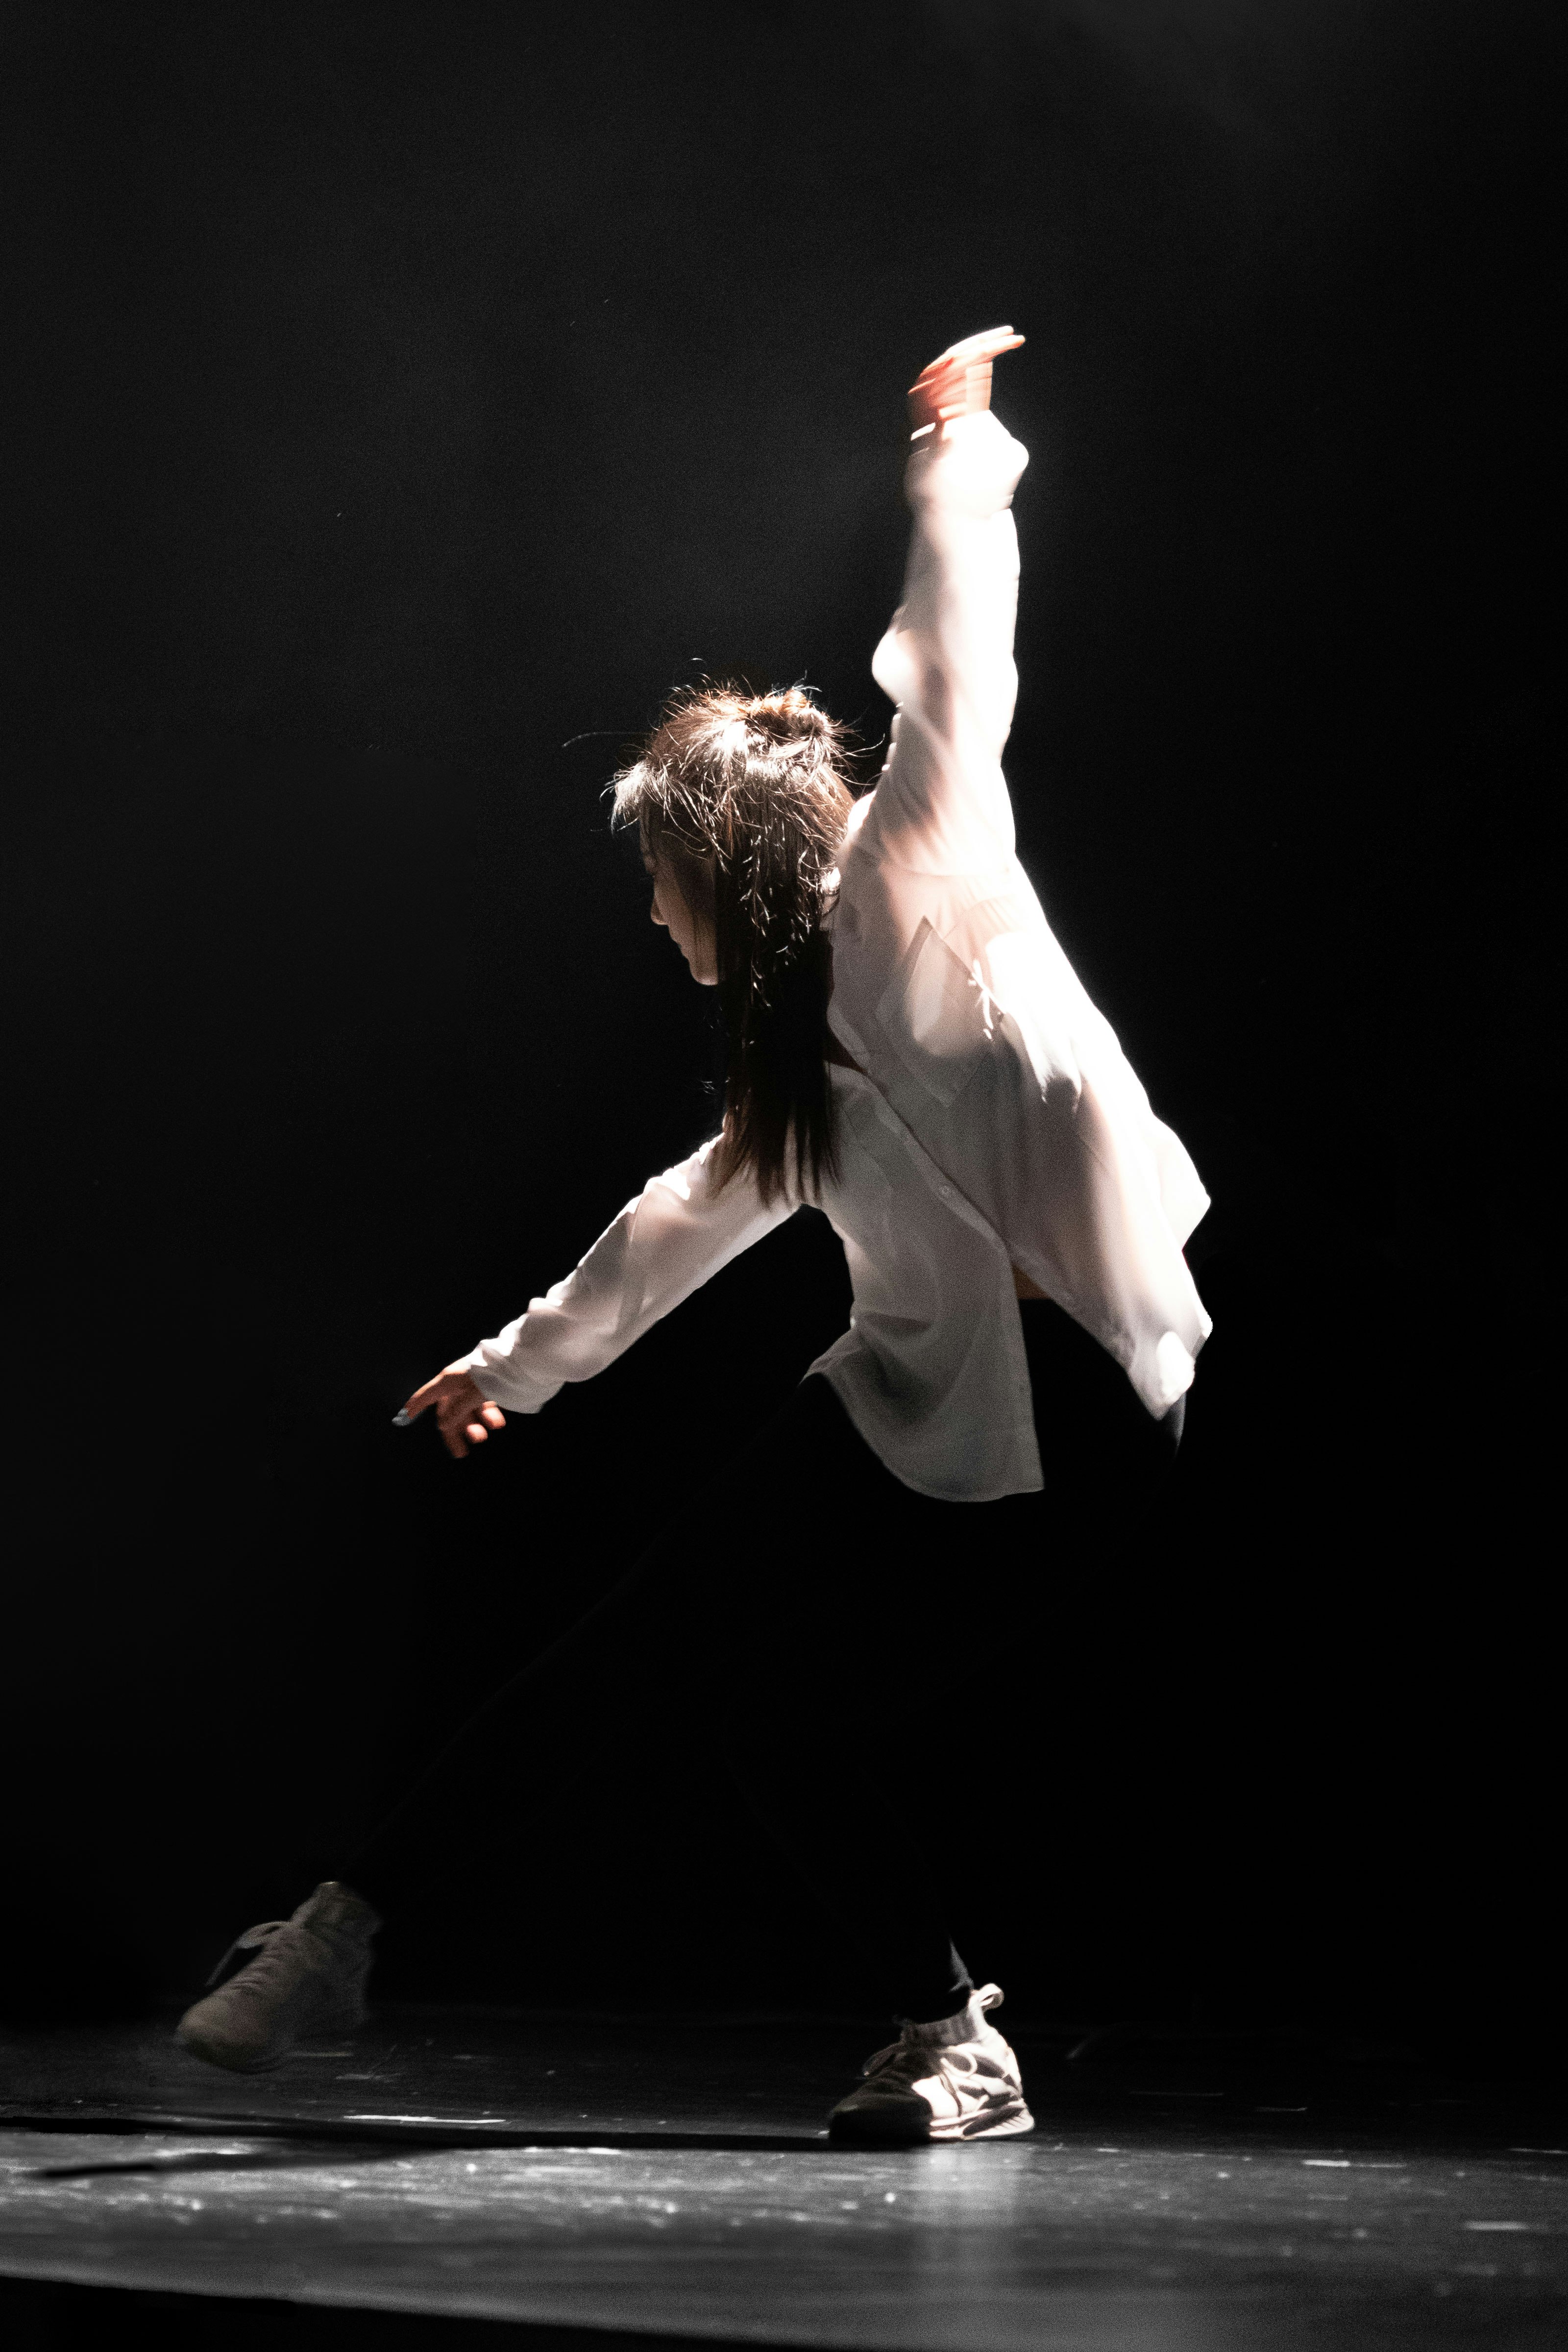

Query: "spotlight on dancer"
(175, 329), (1209, 2146)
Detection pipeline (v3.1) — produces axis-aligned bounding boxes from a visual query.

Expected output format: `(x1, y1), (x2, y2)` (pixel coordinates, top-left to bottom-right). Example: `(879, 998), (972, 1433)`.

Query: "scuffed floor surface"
(2, 2009), (1567, 2349)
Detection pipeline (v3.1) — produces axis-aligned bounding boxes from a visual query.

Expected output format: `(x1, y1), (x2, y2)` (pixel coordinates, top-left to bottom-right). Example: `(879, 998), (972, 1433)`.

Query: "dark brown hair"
(612, 686), (857, 1207)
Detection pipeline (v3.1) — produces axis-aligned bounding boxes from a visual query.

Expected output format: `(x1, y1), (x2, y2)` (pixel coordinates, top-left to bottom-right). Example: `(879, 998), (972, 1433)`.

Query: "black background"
(3, 1), (1557, 2056)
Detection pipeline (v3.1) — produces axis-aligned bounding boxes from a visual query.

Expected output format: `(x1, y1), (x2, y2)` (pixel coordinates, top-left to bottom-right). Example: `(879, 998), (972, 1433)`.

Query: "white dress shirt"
(465, 407), (1212, 1501)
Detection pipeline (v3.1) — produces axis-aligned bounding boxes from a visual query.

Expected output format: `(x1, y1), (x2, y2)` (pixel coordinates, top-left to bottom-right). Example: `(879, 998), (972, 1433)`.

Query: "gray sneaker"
(829, 1983), (1034, 2143)
(176, 1881), (380, 2073)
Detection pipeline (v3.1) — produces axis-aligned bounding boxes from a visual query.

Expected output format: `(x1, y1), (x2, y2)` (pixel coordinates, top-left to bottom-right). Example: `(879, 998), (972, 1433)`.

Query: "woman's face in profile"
(643, 842), (718, 985)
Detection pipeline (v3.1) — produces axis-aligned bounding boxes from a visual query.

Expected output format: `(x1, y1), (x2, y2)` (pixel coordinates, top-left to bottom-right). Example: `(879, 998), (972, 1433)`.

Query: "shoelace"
(203, 1919), (302, 1994)
(859, 2038), (935, 2086)
(860, 2036), (1005, 2086)
(858, 1987), (1007, 2084)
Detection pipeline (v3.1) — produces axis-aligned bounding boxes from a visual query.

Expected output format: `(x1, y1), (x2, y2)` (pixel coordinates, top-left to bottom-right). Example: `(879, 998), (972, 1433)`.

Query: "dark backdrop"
(3, 1), (1557, 2055)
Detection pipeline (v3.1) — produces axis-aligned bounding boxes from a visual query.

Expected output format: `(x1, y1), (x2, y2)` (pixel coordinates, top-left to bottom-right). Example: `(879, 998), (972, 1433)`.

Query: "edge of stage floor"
(3, 2008), (1566, 2352)
(8, 2277), (759, 2352)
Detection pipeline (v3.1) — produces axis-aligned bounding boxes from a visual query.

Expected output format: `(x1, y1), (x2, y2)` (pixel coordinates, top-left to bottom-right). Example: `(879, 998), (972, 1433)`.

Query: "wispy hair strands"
(611, 685), (858, 1206)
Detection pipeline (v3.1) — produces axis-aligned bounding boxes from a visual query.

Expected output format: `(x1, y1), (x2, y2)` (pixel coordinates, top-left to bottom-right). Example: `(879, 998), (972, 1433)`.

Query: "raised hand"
(908, 326), (1025, 439)
(399, 1364), (507, 1460)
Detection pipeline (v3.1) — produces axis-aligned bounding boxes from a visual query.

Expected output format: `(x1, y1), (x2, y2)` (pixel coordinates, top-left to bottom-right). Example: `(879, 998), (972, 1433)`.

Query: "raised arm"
(865, 329), (1029, 873)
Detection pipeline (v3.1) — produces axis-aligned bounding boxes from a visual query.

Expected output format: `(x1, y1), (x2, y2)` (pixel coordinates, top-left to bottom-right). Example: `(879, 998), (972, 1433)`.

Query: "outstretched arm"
(866, 328), (1029, 872)
(400, 1135), (794, 1458)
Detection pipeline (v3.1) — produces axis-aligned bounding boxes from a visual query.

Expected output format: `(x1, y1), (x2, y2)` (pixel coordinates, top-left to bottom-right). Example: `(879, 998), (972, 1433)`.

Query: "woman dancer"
(176, 330), (1211, 2144)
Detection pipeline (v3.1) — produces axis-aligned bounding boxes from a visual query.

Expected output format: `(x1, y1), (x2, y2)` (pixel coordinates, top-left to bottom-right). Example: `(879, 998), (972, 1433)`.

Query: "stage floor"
(2, 2007), (1566, 2349)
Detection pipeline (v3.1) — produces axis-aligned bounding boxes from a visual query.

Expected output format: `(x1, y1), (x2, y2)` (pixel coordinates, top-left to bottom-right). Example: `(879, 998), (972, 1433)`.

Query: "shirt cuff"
(463, 1346), (564, 1416)
(906, 409), (1029, 520)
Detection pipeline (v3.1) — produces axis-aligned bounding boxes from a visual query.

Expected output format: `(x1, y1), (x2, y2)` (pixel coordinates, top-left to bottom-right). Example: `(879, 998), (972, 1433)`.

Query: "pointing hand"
(398, 1365), (507, 1460)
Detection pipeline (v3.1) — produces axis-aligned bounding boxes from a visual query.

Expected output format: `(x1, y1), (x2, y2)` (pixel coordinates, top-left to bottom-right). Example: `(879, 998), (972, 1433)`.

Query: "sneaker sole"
(830, 2099), (1035, 2147)
(175, 1997), (367, 2075)
(946, 2101), (1035, 2141)
(175, 2029), (290, 2075)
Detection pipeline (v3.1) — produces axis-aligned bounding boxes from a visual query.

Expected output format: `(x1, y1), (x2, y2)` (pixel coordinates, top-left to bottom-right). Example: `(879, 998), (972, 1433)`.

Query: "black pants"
(347, 1299), (1183, 2022)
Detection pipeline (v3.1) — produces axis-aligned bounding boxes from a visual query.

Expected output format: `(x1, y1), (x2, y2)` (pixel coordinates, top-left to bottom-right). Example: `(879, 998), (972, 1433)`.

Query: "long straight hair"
(611, 686), (857, 1207)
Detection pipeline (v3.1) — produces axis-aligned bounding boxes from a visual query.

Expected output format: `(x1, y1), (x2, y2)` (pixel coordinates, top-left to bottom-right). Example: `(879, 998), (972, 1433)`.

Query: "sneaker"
(176, 1881), (380, 2074)
(829, 1983), (1034, 2143)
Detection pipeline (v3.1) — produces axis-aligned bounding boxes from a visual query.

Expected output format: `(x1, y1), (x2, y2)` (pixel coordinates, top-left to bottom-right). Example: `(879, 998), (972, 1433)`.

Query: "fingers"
(912, 353), (1010, 411)
(398, 1368), (460, 1422)
(906, 330), (1023, 438)
(941, 326), (1025, 368)
(930, 381), (982, 423)
(436, 1390), (506, 1461)
(440, 1410), (504, 1459)
(397, 1369), (507, 1460)
(455, 1402), (505, 1441)
(908, 326), (1024, 390)
(436, 1407), (481, 1460)
(401, 1362), (479, 1418)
